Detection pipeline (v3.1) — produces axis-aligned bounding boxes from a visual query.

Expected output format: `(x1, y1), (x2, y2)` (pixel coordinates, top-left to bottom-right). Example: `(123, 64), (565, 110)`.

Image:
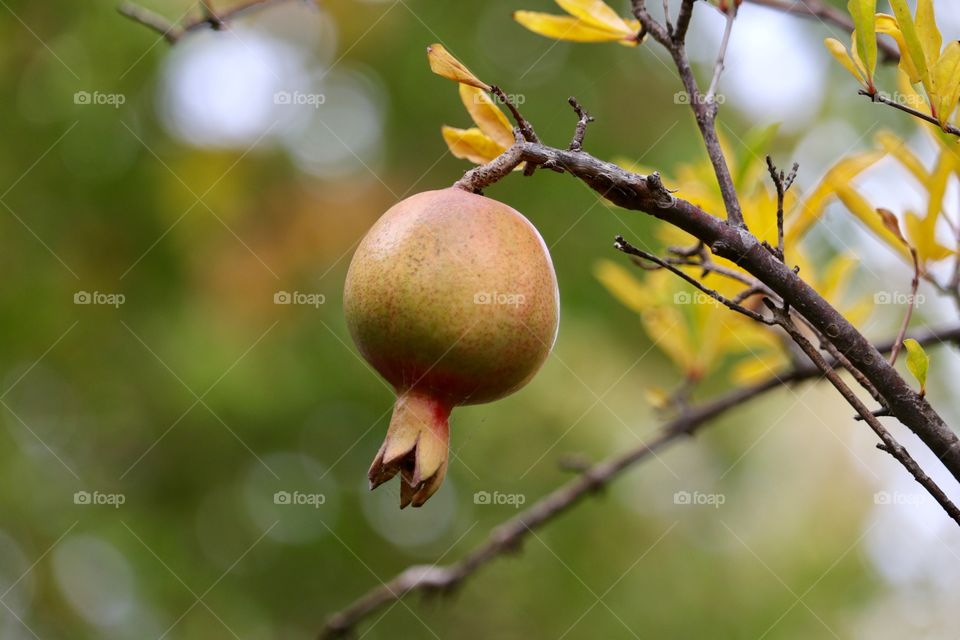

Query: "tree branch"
(614, 235), (774, 324)
(765, 156), (798, 262)
(860, 90), (960, 138)
(766, 301), (960, 525)
(321, 325), (960, 638)
(448, 135), (960, 483)
(567, 97), (594, 152)
(117, 0), (309, 43)
(705, 0), (737, 105)
(632, 0), (746, 229)
(889, 247), (921, 365)
(673, 0), (696, 42)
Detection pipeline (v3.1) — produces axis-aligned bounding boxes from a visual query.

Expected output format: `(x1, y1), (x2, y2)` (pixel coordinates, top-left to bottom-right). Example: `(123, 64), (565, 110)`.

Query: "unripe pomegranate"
(344, 187), (559, 508)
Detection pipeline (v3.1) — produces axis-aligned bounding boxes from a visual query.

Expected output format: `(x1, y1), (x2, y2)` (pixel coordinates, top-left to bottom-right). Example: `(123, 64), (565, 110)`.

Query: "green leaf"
(903, 338), (929, 395)
(889, 0), (930, 85)
(848, 0), (878, 87)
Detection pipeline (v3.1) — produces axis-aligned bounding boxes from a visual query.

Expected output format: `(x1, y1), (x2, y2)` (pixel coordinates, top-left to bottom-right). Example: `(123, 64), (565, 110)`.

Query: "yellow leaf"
(730, 354), (787, 385)
(642, 306), (698, 377)
(822, 254), (859, 294)
(824, 37), (867, 87)
(426, 44), (489, 90)
(843, 298), (874, 327)
(834, 185), (912, 261)
(820, 255), (868, 324)
(847, 0), (877, 86)
(931, 42), (960, 127)
(786, 149), (883, 242)
(593, 259), (655, 314)
(876, 15), (924, 83)
(555, 0), (632, 35)
(458, 85), (515, 149)
(513, 11), (630, 43)
(440, 126), (505, 164)
(643, 386), (671, 409)
(905, 210), (953, 264)
(902, 338), (928, 395)
(915, 0), (942, 66)
(875, 130), (928, 184)
(924, 152), (953, 223)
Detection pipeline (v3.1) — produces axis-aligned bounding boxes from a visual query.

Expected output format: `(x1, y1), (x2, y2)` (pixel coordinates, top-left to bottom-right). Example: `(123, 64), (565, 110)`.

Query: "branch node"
(567, 97), (594, 152)
(765, 155), (799, 262)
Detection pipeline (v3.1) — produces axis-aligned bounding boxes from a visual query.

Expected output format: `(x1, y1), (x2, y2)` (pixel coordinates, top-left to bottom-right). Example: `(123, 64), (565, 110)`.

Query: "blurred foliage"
(0, 1), (958, 639)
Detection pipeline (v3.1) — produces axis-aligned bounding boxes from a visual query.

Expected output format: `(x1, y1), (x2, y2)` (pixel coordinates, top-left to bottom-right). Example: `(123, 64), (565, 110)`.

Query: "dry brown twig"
(321, 324), (960, 638)
(117, 0), (311, 43)
(860, 90), (960, 138)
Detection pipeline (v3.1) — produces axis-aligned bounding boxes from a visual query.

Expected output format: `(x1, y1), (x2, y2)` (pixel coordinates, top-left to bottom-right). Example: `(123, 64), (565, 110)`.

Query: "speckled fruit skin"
(344, 187), (559, 404)
(344, 187), (559, 507)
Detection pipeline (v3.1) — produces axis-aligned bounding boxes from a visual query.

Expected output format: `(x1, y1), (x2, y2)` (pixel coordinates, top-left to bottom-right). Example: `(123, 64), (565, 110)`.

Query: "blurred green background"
(2, 0), (960, 638)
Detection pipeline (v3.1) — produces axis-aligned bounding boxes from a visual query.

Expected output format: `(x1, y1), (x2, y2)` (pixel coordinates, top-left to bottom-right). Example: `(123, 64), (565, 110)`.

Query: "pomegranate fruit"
(344, 187), (559, 508)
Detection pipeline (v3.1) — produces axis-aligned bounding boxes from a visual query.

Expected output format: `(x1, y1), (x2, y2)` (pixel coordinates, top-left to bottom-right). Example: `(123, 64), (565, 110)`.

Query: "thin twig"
(631, 0), (746, 228)
(117, 2), (181, 42)
(673, 0), (695, 42)
(567, 97), (594, 152)
(861, 90), (960, 138)
(118, 0), (307, 43)
(321, 325), (960, 638)
(488, 85), (540, 177)
(453, 130), (526, 194)
(664, 242), (770, 291)
(662, 0), (673, 36)
(490, 86), (539, 144)
(732, 285), (766, 304)
(705, 0), (737, 105)
(889, 248), (921, 365)
(766, 301), (960, 527)
(765, 156), (799, 262)
(794, 312), (886, 406)
(614, 235), (774, 324)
